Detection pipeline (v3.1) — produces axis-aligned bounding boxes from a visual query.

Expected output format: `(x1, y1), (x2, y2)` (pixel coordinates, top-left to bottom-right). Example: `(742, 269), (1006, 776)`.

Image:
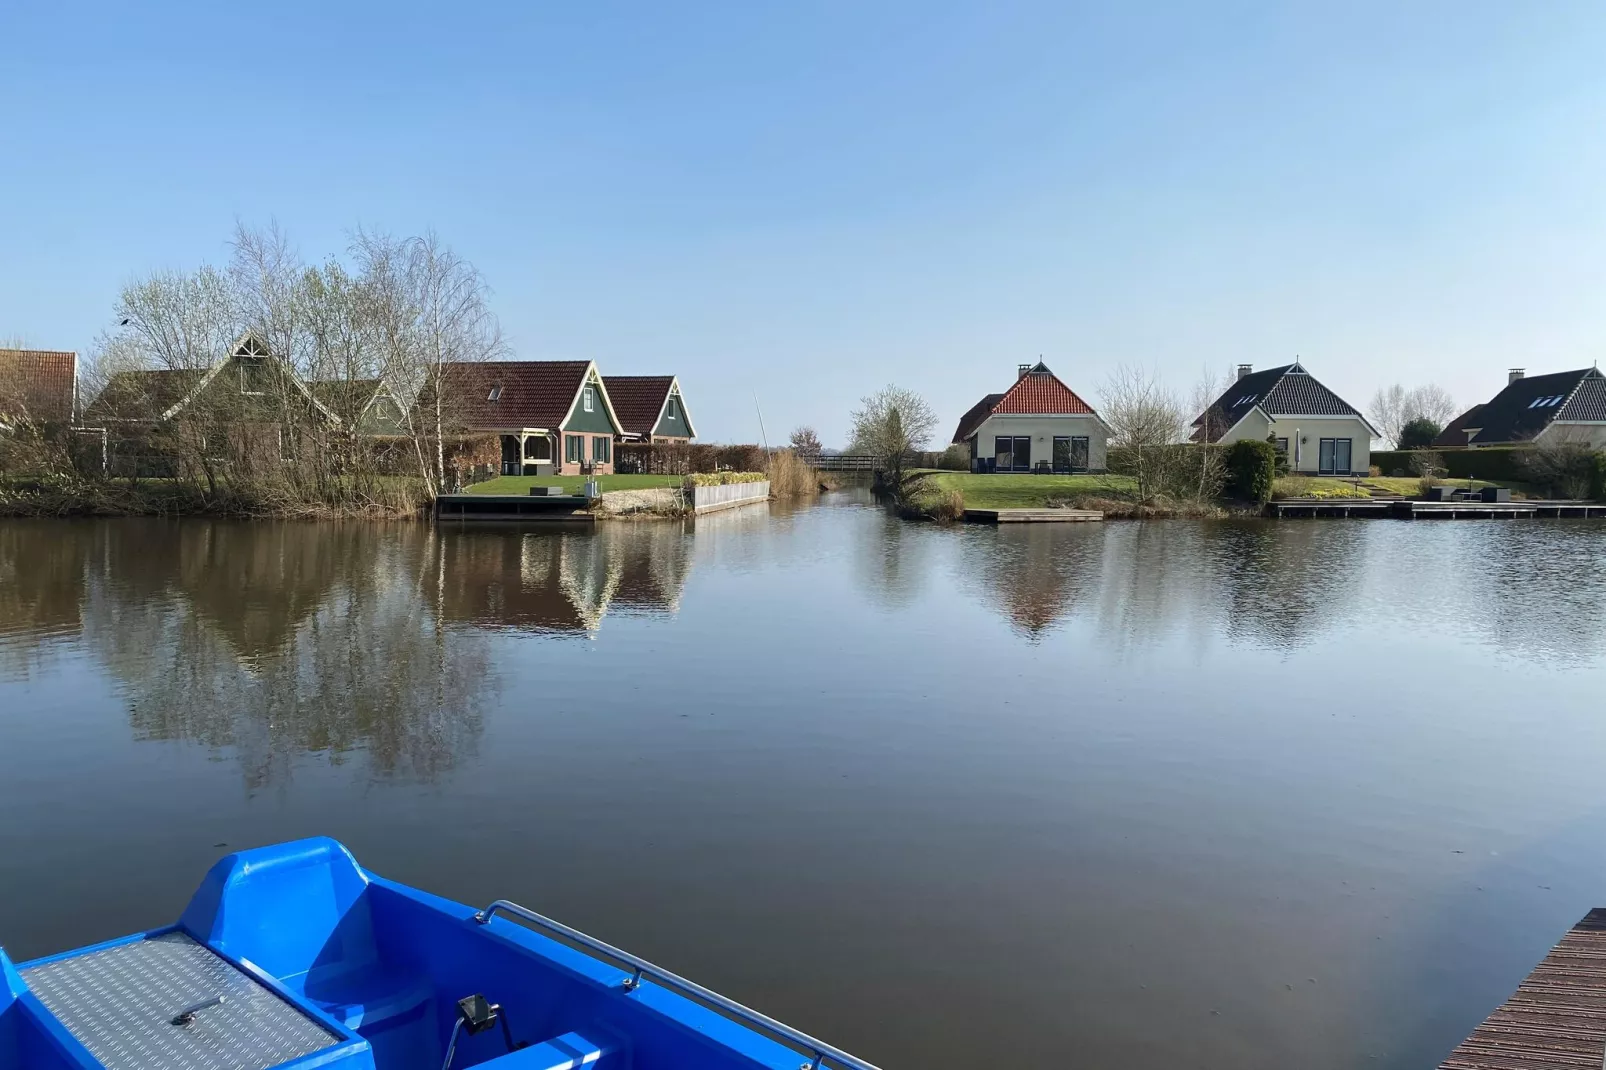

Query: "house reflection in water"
(436, 524), (692, 636)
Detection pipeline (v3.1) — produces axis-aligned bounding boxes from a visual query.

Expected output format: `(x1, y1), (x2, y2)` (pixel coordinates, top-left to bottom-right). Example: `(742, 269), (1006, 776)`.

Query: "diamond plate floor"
(22, 931), (340, 1070)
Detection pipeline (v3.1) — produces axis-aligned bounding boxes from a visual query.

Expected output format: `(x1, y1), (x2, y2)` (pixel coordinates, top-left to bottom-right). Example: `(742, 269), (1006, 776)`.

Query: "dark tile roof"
(0, 349), (76, 425)
(83, 368), (207, 423)
(952, 393), (1004, 443)
(602, 375), (674, 437)
(1432, 404), (1487, 448)
(1559, 373), (1606, 422)
(951, 362), (1098, 443)
(1445, 368), (1600, 445)
(1193, 363), (1367, 442)
(442, 361), (593, 431)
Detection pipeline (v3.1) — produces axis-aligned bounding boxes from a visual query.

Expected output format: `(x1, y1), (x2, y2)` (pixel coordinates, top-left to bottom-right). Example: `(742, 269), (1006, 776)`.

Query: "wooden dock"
(435, 494), (594, 524)
(1269, 499), (1606, 520)
(964, 508), (1104, 524)
(1442, 908), (1606, 1069)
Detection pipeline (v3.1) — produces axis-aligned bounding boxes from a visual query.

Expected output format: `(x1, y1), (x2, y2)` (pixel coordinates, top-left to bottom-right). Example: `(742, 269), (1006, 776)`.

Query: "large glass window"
(565, 434), (583, 463)
(1318, 438), (1352, 474)
(994, 436), (1014, 471)
(592, 435), (611, 462)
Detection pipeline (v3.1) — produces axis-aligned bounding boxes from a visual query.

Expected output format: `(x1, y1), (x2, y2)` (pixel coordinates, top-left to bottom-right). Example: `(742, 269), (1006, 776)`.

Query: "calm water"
(5, 496), (1606, 1068)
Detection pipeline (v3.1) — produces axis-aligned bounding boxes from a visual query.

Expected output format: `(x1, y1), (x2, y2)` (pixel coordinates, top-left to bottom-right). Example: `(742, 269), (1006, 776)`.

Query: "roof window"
(487, 385), (502, 402)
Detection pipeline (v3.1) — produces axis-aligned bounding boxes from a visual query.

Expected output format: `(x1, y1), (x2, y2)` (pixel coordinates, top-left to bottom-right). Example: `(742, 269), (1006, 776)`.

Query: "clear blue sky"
(4, 1), (1606, 446)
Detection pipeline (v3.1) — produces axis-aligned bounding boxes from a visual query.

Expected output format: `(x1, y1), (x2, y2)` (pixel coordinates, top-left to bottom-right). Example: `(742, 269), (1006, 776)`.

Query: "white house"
(952, 362), (1110, 473)
(1194, 362), (1376, 476)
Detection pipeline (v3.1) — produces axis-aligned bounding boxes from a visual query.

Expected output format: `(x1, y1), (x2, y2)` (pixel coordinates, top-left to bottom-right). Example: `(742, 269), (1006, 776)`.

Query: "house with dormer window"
(1433, 367), (1606, 450)
(439, 360), (624, 476)
(1193, 362), (1376, 476)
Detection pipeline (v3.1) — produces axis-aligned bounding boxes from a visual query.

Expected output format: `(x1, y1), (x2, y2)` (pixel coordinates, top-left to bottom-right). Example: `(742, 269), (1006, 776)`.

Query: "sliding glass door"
(994, 436), (1032, 472)
(1318, 438), (1352, 475)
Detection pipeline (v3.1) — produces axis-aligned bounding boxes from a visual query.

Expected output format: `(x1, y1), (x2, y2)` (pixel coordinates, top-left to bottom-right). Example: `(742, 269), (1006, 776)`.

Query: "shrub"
(1224, 439), (1277, 502)
(1398, 417), (1442, 450)
(683, 471), (767, 487)
(1521, 442), (1600, 499)
(1592, 452), (1606, 502)
(937, 443), (970, 471)
(1372, 448), (1529, 484)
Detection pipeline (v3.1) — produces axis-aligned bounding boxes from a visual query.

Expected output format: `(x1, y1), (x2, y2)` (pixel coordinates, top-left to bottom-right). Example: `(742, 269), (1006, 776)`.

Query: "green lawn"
(923, 471), (1135, 509)
(463, 474), (686, 495)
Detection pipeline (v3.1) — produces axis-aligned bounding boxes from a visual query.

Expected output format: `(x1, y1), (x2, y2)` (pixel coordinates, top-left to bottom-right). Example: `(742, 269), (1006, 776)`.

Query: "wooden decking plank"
(1441, 908), (1606, 1069)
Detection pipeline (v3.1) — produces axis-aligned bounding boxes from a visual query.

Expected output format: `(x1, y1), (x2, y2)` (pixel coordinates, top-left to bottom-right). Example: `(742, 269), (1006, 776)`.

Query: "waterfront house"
(602, 375), (696, 444)
(308, 378), (410, 436)
(952, 362), (1110, 473)
(1433, 367), (1606, 449)
(440, 360), (624, 476)
(1194, 362), (1375, 476)
(0, 348), (77, 431)
(82, 331), (339, 471)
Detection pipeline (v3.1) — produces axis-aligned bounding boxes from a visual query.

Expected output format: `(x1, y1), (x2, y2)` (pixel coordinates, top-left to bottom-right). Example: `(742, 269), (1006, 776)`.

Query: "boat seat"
(482, 1030), (620, 1070)
(297, 961), (434, 1031)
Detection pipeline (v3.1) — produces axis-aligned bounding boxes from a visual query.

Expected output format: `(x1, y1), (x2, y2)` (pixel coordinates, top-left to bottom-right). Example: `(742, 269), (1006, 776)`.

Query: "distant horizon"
(6, 2), (1606, 447)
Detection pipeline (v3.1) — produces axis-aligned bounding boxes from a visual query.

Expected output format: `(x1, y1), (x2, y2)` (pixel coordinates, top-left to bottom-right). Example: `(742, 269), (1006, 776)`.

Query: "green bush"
(1592, 453), (1606, 502)
(1398, 417), (1442, 450)
(1225, 439), (1277, 502)
(683, 471), (767, 487)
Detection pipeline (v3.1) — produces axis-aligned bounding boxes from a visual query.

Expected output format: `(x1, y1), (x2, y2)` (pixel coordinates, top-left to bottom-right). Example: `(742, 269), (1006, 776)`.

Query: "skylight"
(487, 385), (502, 402)
(1527, 394), (1565, 409)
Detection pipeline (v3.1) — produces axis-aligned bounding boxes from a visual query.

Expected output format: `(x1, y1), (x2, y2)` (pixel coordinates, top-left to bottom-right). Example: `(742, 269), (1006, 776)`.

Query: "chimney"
(1018, 363), (1031, 380)
(1509, 368), (1525, 384)
(1237, 364), (1253, 381)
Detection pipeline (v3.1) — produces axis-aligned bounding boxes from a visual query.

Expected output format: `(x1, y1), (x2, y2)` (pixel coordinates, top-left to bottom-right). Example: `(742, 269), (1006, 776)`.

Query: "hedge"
(1371, 448), (1531, 483)
(1224, 439), (1278, 503)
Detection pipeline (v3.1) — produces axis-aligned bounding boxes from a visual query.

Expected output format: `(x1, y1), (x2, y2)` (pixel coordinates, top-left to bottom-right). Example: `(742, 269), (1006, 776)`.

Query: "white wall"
(1536, 423), (1606, 450)
(1220, 412), (1373, 475)
(972, 414), (1109, 471)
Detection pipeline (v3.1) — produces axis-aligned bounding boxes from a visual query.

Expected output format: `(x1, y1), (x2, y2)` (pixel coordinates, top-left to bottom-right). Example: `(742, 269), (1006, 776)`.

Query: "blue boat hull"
(1, 838), (875, 1070)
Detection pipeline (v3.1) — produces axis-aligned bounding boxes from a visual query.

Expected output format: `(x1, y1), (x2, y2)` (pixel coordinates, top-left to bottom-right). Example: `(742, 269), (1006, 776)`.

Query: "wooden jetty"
(1441, 908), (1606, 1069)
(1269, 498), (1606, 520)
(963, 508), (1104, 524)
(435, 494), (594, 524)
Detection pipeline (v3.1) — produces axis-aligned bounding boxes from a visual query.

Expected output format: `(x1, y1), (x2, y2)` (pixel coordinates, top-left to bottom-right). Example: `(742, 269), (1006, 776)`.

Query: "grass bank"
(914, 471), (1226, 519)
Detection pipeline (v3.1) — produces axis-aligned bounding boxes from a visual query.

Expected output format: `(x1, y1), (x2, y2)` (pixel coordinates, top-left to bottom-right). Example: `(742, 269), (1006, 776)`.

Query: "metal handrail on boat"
(472, 899), (882, 1070)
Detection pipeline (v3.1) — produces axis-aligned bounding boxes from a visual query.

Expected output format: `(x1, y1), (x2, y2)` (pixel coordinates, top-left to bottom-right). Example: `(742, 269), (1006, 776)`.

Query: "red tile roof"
(602, 375), (674, 437)
(0, 349), (76, 425)
(951, 363), (1097, 443)
(442, 361), (595, 430)
(992, 363), (1097, 416)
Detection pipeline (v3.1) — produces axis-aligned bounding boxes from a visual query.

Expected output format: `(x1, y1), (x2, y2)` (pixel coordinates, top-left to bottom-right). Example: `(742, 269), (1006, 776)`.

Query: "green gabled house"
(441, 360), (625, 476)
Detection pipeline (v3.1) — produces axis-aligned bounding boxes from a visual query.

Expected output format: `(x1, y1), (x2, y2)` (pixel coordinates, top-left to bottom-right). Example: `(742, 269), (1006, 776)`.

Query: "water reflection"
(436, 525), (692, 633)
(965, 524), (1101, 639)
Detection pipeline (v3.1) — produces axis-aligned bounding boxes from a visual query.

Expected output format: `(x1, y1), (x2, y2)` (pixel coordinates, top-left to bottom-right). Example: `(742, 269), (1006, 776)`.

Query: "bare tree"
(353, 229), (504, 497)
(1187, 366), (1228, 502)
(1100, 365), (1185, 503)
(788, 425), (822, 457)
(848, 385), (937, 490)
(1370, 384), (1408, 450)
(1370, 383), (1457, 448)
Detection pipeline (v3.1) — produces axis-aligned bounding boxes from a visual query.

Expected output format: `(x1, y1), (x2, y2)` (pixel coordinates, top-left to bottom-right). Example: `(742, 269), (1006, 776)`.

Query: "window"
(487, 385), (502, 402)
(1276, 437), (1289, 456)
(565, 434), (583, 463)
(583, 386), (594, 412)
(239, 357), (269, 395)
(1051, 436), (1089, 472)
(593, 435), (611, 463)
(665, 398), (677, 422)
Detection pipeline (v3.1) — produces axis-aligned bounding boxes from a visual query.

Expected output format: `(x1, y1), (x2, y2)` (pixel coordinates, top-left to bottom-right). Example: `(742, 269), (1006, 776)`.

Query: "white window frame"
(583, 386), (595, 413)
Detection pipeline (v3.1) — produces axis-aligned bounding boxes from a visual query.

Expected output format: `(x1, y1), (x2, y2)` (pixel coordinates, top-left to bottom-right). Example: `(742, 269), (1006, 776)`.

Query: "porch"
(500, 431), (556, 476)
